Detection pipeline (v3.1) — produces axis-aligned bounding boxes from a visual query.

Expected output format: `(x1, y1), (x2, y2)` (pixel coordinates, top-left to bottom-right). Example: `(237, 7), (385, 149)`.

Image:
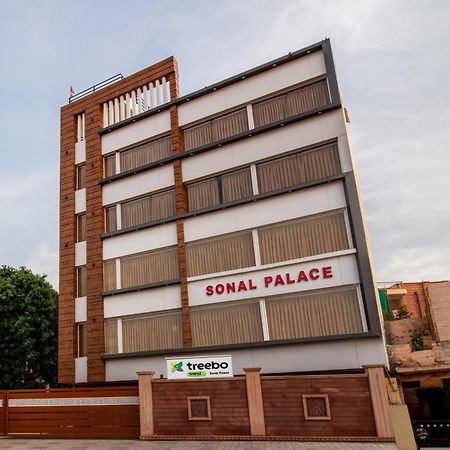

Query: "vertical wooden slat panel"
(120, 136), (172, 172)
(186, 231), (255, 277)
(104, 154), (116, 177)
(121, 196), (152, 229)
(105, 205), (117, 232)
(187, 178), (220, 211)
(221, 167), (253, 203)
(121, 189), (176, 229)
(191, 300), (263, 346)
(258, 211), (349, 265)
(183, 108), (248, 151)
(183, 121), (212, 151)
(120, 246), (178, 289)
(103, 259), (117, 291)
(211, 108), (248, 142)
(252, 95), (286, 128)
(266, 287), (363, 340)
(104, 319), (118, 354)
(301, 144), (340, 182)
(150, 189), (176, 221)
(253, 80), (330, 128)
(256, 143), (340, 193)
(122, 310), (183, 352)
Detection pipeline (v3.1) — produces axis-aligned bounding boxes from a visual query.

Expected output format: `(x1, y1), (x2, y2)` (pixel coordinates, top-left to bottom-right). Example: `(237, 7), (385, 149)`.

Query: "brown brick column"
(169, 69), (192, 347)
(244, 368), (266, 436)
(59, 57), (180, 384)
(58, 111), (77, 384)
(85, 103), (106, 383)
(364, 365), (394, 437)
(137, 371), (155, 438)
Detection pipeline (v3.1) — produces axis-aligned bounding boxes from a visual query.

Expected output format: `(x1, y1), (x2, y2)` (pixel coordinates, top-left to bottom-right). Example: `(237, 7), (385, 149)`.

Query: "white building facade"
(60, 39), (386, 384)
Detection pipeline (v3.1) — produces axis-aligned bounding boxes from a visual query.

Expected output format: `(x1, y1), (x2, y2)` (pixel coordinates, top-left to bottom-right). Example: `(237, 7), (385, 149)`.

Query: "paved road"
(0, 439), (398, 449)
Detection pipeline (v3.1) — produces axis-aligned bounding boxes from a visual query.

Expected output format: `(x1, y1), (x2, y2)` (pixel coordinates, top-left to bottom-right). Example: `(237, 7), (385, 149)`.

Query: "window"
(122, 310), (183, 353)
(77, 322), (87, 357)
(265, 287), (363, 340)
(187, 167), (253, 212)
(186, 231), (255, 277)
(77, 214), (86, 242)
(186, 211), (349, 278)
(104, 154), (116, 178)
(256, 143), (340, 193)
(191, 300), (263, 347)
(258, 211), (349, 265)
(105, 205), (117, 233)
(77, 266), (87, 297)
(103, 259), (117, 291)
(104, 319), (118, 354)
(120, 189), (176, 230)
(252, 79), (330, 128)
(76, 163), (86, 190)
(120, 135), (172, 173)
(184, 108), (248, 151)
(120, 246), (178, 289)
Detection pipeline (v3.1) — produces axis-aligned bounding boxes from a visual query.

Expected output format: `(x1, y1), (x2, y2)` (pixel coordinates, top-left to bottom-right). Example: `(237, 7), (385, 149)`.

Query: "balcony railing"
(69, 74), (124, 103)
(102, 77), (171, 127)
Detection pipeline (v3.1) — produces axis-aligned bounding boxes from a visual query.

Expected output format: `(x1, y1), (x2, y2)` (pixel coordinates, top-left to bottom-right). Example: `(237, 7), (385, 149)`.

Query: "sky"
(0, 0), (449, 289)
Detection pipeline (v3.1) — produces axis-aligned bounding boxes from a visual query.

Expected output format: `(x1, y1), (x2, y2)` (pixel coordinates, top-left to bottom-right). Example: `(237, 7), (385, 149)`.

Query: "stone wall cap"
(243, 368), (262, 373)
(137, 371), (155, 376)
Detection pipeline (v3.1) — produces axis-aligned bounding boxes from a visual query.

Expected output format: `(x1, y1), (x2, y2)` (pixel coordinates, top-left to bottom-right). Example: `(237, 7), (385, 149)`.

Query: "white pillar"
(137, 87), (142, 114)
(103, 103), (109, 127)
(108, 100), (114, 125)
(119, 95), (125, 122)
(131, 90), (137, 116)
(125, 93), (131, 119)
(114, 98), (120, 123)
(155, 79), (161, 106)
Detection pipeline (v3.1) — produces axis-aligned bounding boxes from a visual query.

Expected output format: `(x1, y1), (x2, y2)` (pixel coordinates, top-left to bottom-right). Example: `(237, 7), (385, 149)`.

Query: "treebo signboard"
(166, 356), (233, 379)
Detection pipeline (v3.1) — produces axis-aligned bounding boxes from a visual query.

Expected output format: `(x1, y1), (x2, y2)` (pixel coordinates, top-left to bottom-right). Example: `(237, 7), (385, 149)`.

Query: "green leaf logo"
(170, 361), (183, 373)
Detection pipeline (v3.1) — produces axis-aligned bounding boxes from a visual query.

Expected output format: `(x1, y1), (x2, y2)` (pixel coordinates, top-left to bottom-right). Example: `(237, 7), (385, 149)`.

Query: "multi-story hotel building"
(59, 39), (387, 385)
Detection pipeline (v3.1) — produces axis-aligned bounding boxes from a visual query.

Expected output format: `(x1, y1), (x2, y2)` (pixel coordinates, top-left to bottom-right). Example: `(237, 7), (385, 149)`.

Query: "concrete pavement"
(0, 439), (399, 449)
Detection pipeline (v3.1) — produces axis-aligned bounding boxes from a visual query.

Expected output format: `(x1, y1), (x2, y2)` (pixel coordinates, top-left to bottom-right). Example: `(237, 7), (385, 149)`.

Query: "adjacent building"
(59, 39), (387, 386)
(381, 281), (450, 421)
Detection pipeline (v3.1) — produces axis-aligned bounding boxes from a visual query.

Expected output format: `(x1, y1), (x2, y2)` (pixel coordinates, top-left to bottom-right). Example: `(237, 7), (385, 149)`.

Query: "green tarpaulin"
(378, 289), (391, 314)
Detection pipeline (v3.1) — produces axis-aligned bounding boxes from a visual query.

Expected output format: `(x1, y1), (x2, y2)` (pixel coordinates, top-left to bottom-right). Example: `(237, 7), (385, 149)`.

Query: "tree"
(0, 266), (58, 389)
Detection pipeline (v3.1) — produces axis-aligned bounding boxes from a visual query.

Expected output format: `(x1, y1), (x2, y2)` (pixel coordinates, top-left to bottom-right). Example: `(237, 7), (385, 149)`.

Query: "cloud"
(0, 167), (58, 288)
(25, 244), (59, 289)
(0, 0), (449, 288)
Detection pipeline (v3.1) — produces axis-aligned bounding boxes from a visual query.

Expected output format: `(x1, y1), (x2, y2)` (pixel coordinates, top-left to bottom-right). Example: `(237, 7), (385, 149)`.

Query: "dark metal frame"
(69, 74), (124, 103)
(98, 40), (327, 134)
(102, 332), (381, 361)
(98, 38), (383, 359)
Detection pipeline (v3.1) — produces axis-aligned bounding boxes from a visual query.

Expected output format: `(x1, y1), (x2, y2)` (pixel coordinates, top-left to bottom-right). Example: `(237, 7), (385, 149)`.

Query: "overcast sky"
(0, 0), (449, 289)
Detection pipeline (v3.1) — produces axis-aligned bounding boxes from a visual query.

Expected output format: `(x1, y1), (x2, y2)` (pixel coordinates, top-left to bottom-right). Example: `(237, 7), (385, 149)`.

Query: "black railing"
(413, 420), (450, 447)
(69, 74), (124, 103)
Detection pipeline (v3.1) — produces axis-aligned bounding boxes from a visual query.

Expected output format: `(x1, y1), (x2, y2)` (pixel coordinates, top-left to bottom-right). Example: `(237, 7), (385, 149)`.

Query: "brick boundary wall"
(137, 367), (394, 440)
(0, 369), (394, 440)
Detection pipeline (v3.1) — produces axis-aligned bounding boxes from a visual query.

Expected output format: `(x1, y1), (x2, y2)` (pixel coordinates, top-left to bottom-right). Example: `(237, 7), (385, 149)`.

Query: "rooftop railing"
(69, 74), (124, 103)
